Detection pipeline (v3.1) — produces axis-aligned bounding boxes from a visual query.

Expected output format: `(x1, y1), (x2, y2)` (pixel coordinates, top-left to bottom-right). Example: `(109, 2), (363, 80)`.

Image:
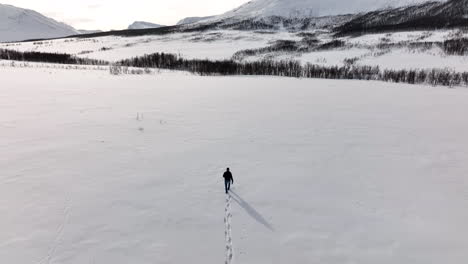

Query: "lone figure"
(223, 168), (234, 194)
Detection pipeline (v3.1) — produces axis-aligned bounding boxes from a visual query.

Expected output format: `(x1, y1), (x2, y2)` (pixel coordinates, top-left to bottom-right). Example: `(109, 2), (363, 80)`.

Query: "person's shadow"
(229, 190), (275, 232)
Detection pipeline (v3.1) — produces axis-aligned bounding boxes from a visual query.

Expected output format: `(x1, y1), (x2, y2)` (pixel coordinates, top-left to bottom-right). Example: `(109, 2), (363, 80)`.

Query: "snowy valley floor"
(1, 66), (468, 264)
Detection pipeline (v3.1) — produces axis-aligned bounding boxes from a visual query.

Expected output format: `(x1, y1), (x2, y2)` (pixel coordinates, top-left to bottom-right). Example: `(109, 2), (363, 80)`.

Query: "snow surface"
(0, 4), (78, 42)
(339, 30), (468, 71)
(343, 30), (465, 47)
(1, 31), (298, 61)
(1, 65), (468, 264)
(279, 48), (370, 67)
(358, 48), (468, 71)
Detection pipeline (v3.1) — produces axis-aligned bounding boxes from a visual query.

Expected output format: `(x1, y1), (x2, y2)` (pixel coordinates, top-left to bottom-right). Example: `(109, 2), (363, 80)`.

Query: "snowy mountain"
(216, 0), (438, 20)
(128, 21), (165, 30)
(177, 16), (216, 25)
(78, 29), (102, 34)
(174, 0), (442, 32)
(0, 4), (79, 42)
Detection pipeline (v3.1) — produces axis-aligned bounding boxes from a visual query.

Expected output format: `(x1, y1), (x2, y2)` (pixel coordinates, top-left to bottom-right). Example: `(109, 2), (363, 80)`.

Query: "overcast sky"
(1, 0), (250, 30)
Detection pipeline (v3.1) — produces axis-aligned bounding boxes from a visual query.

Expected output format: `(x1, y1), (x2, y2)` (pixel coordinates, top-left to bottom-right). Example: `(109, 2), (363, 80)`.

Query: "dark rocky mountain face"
(337, 0), (468, 35)
(211, 15), (354, 31)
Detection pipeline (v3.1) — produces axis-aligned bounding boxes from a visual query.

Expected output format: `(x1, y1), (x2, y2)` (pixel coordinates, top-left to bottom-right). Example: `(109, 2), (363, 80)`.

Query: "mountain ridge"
(214, 0), (434, 21)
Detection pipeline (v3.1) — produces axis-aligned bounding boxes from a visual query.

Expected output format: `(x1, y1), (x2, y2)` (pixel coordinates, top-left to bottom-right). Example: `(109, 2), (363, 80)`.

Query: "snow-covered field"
(2, 65), (468, 264)
(1, 31), (299, 61)
(358, 48), (468, 72)
(3, 28), (468, 72)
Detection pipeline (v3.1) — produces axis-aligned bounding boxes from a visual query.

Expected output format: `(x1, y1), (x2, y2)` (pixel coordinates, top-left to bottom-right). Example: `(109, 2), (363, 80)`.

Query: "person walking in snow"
(223, 168), (234, 194)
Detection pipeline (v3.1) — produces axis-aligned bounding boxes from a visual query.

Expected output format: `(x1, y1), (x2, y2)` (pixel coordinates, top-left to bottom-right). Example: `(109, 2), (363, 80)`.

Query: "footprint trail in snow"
(225, 194), (233, 264)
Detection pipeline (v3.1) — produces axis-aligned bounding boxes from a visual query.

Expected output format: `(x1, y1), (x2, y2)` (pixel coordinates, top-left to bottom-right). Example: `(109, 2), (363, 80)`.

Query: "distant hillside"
(177, 16), (216, 25)
(128, 21), (165, 30)
(78, 29), (102, 34)
(0, 4), (79, 42)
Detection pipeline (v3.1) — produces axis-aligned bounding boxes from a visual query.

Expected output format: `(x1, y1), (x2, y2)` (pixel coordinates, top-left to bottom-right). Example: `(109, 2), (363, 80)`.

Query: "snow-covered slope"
(177, 16), (216, 25)
(78, 29), (102, 34)
(217, 0), (438, 20)
(0, 4), (79, 42)
(128, 21), (165, 30)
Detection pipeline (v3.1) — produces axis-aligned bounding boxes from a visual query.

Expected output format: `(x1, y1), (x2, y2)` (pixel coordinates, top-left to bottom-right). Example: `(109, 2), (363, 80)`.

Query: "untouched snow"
(1, 66), (468, 264)
(0, 4), (78, 42)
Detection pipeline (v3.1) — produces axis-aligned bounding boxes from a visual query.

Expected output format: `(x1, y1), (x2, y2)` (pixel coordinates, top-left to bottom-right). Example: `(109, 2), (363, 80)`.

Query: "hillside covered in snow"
(177, 16), (216, 25)
(213, 0), (436, 21)
(128, 21), (165, 30)
(0, 4), (79, 42)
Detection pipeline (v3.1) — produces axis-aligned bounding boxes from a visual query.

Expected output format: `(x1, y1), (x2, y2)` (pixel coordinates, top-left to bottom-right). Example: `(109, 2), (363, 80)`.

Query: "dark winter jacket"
(223, 171), (234, 183)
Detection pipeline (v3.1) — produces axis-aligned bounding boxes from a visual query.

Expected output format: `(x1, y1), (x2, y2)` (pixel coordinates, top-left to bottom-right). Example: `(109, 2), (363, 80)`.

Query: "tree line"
(376, 39), (468, 56)
(1, 48), (468, 87)
(0, 49), (108, 65)
(117, 52), (468, 87)
(442, 38), (468, 55)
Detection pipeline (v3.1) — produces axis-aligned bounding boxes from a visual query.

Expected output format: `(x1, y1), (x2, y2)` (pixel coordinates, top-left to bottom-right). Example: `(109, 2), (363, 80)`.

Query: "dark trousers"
(225, 180), (231, 193)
